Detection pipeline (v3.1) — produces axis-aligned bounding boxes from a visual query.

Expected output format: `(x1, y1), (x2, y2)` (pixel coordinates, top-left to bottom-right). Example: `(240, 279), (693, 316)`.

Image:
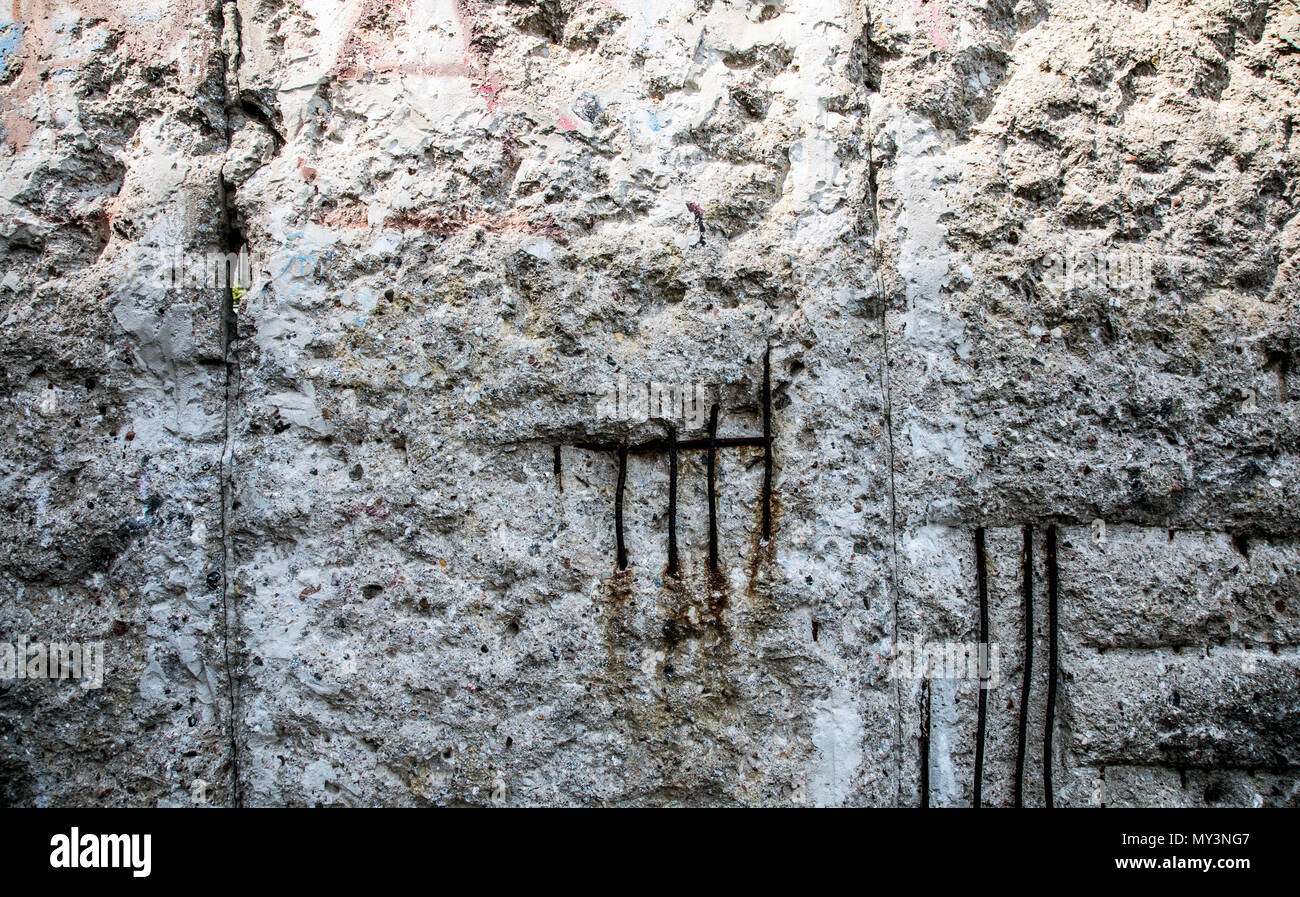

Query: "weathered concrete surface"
(0, 0), (1297, 806)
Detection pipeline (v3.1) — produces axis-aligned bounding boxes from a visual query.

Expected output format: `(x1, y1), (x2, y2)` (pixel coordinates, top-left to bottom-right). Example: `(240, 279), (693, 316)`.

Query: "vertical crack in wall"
(216, 0), (244, 808)
(860, 6), (905, 807)
(874, 177), (905, 807)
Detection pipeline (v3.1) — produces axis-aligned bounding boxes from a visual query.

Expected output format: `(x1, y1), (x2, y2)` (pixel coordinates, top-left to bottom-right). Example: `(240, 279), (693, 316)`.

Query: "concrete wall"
(0, 0), (1296, 806)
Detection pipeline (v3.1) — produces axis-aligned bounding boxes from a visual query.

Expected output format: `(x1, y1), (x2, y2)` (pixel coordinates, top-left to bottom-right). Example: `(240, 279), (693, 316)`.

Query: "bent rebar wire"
(566, 351), (774, 575)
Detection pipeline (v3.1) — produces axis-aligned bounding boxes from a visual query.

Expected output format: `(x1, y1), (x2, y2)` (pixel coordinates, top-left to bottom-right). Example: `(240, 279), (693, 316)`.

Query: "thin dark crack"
(864, 80), (904, 808)
(858, 6), (903, 803)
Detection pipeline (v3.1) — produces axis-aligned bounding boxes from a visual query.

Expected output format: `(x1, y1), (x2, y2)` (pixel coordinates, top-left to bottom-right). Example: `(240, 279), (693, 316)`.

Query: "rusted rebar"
(615, 442), (628, 571)
(761, 346), (773, 542)
(706, 403), (719, 577)
(1044, 523), (1059, 808)
(666, 424), (678, 577)
(974, 526), (989, 808)
(1015, 523), (1034, 808)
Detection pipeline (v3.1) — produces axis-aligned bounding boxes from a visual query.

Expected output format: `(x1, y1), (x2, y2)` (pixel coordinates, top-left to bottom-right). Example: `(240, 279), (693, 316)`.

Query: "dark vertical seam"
(216, 0), (243, 809)
(553, 445), (563, 492)
(860, 24), (903, 798)
(852, 0), (907, 811)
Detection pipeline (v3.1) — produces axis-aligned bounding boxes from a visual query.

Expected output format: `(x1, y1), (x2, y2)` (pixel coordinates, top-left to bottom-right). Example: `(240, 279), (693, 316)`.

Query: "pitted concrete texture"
(0, 0), (1297, 806)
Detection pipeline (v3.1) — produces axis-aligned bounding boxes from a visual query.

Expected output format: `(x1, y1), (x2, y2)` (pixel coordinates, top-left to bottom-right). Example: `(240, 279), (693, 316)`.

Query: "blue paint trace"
(0, 22), (25, 80)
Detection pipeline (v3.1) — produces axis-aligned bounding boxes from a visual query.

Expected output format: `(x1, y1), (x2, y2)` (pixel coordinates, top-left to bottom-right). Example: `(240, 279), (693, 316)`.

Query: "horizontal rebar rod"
(573, 435), (765, 454)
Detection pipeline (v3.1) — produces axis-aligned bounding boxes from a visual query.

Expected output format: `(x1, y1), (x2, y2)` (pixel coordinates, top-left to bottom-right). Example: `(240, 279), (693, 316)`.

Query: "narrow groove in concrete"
(216, 0), (244, 809)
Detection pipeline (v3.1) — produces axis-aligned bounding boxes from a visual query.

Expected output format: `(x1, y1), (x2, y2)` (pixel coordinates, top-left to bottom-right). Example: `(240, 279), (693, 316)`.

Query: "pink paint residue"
(912, 0), (950, 51)
(474, 81), (502, 113)
(557, 113), (581, 131)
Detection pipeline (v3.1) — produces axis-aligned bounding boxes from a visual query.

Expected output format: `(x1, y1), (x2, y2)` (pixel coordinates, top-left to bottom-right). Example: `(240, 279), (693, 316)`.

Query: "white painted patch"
(189, 517), (207, 547)
(884, 108), (973, 472)
(808, 683), (863, 806)
(929, 675), (963, 806)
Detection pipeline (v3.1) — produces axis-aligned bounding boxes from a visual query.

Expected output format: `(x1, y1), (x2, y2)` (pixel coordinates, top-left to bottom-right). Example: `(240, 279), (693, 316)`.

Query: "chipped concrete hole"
(0, 0), (1298, 808)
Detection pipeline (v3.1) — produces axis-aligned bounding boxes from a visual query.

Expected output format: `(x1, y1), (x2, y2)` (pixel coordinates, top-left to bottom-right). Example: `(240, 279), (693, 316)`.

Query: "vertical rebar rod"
(1044, 523), (1059, 808)
(615, 442), (628, 571)
(974, 527), (989, 808)
(706, 404), (719, 576)
(1015, 523), (1034, 808)
(761, 346), (773, 541)
(920, 678), (931, 809)
(666, 425), (678, 577)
